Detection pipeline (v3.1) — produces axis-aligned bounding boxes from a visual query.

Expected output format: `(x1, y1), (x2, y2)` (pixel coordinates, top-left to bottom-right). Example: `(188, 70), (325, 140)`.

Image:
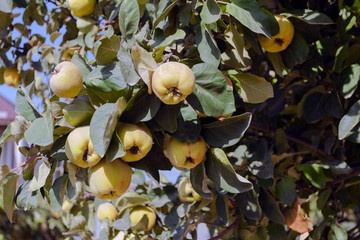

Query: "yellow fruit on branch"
(116, 122), (153, 162)
(50, 61), (83, 98)
(88, 159), (132, 200)
(178, 176), (202, 202)
(151, 62), (195, 105)
(97, 202), (118, 222)
(3, 68), (21, 88)
(65, 126), (102, 168)
(164, 136), (207, 169)
(258, 15), (295, 53)
(67, 0), (96, 17)
(129, 205), (157, 231)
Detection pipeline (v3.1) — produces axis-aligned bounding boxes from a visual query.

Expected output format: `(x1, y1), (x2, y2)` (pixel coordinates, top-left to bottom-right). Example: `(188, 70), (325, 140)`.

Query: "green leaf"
(330, 220), (348, 240)
(63, 215), (87, 236)
(120, 86), (161, 123)
(296, 164), (327, 188)
(171, 106), (201, 143)
(0, 165), (10, 186)
(62, 97), (95, 127)
(131, 44), (158, 94)
(221, 22), (251, 69)
(303, 92), (327, 124)
(119, 0), (140, 46)
(90, 98), (126, 157)
(153, 103), (181, 133)
(333, 44), (349, 73)
(15, 181), (40, 211)
(230, 71), (274, 103)
(235, 189), (262, 220)
(111, 208), (131, 230)
(201, 113), (252, 148)
(105, 126), (125, 162)
(267, 52), (287, 77)
(149, 29), (186, 48)
(267, 223), (287, 240)
(84, 64), (128, 93)
(71, 54), (92, 77)
(286, 9), (334, 25)
(340, 64), (360, 99)
(190, 162), (213, 199)
(338, 100), (360, 140)
(0, 0), (12, 13)
(50, 32), (61, 43)
(225, 0), (273, 38)
(281, 32), (309, 69)
(24, 107), (54, 146)
(29, 160), (51, 191)
(117, 49), (141, 86)
(195, 22), (221, 67)
(187, 63), (235, 117)
(2, 172), (19, 223)
(49, 175), (68, 212)
(153, 0), (180, 30)
(94, 35), (121, 65)
(259, 188), (285, 224)
(116, 192), (149, 214)
(275, 176), (296, 206)
(205, 148), (253, 193)
(15, 85), (41, 121)
(10, 116), (31, 144)
(50, 134), (68, 160)
(247, 139), (274, 179)
(0, 124), (12, 145)
(200, 0), (221, 24)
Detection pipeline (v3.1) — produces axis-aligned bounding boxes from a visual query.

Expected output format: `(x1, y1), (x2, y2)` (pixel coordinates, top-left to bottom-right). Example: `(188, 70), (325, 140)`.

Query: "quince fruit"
(89, 159), (132, 199)
(164, 135), (207, 169)
(116, 123), (153, 162)
(97, 202), (118, 222)
(178, 176), (202, 202)
(65, 126), (101, 168)
(258, 15), (294, 53)
(151, 62), (195, 105)
(129, 205), (157, 231)
(67, 0), (96, 17)
(3, 68), (21, 88)
(50, 61), (83, 98)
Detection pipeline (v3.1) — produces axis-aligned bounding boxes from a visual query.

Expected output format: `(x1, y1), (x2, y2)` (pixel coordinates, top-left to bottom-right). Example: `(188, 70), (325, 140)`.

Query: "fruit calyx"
(168, 87), (183, 99)
(129, 146), (141, 155)
(82, 149), (90, 162)
(185, 156), (195, 165)
(275, 38), (284, 46)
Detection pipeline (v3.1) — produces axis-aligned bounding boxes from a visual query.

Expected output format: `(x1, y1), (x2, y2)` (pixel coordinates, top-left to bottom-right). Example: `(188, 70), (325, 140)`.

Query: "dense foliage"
(0, 0), (360, 239)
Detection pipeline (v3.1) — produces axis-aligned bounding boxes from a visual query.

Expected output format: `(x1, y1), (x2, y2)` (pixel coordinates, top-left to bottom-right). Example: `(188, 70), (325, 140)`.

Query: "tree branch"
(209, 219), (240, 240)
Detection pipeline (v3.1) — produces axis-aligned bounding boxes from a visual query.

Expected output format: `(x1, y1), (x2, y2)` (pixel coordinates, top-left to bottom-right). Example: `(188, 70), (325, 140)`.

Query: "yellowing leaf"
(283, 196), (313, 234)
(230, 71), (274, 103)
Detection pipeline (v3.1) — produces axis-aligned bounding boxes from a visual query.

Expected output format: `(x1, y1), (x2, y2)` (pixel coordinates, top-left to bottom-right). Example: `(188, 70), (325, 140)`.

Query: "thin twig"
(209, 219), (240, 240)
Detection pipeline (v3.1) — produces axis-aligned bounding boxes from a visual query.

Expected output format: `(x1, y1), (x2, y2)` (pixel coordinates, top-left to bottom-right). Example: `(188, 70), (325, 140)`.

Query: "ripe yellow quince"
(178, 176), (202, 202)
(163, 136), (207, 169)
(116, 123), (153, 162)
(97, 202), (118, 222)
(151, 62), (195, 105)
(67, 0), (96, 17)
(129, 205), (157, 231)
(50, 61), (83, 98)
(88, 159), (132, 199)
(258, 15), (295, 53)
(65, 126), (102, 168)
(3, 68), (21, 88)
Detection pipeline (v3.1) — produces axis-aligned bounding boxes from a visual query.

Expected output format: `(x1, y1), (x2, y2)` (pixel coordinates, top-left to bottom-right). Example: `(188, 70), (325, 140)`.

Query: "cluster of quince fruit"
(50, 59), (208, 203)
